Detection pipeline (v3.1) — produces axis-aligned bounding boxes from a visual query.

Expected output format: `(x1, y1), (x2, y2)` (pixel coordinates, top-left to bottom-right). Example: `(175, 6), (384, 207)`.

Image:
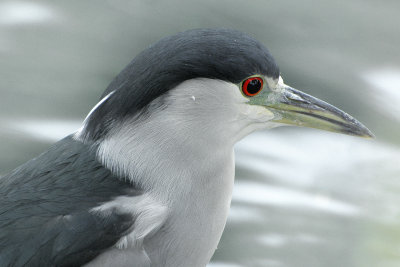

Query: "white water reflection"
(228, 205), (263, 223)
(233, 181), (360, 216)
(235, 130), (400, 186)
(0, 2), (54, 25)
(258, 234), (287, 247)
(234, 130), (400, 219)
(362, 68), (400, 121)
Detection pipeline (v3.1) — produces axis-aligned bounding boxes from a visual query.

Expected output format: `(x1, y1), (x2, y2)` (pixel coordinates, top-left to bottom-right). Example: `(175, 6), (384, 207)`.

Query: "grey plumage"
(0, 136), (139, 266)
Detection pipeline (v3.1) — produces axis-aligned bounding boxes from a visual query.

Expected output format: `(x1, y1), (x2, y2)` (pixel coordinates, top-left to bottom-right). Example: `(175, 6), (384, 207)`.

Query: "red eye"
(242, 77), (263, 96)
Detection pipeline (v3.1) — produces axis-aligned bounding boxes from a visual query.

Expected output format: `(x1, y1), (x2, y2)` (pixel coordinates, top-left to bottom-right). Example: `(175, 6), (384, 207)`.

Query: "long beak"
(255, 82), (374, 138)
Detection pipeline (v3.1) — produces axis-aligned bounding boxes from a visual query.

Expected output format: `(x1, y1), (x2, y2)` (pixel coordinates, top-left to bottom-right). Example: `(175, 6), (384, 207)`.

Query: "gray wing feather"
(0, 135), (141, 266)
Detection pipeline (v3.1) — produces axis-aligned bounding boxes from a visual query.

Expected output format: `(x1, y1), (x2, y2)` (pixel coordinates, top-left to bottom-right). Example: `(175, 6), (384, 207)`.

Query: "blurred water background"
(0, 1), (399, 266)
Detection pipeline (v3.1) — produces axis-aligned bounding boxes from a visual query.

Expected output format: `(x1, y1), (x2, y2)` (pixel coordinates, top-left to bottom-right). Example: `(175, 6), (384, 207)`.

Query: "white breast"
(144, 150), (235, 267)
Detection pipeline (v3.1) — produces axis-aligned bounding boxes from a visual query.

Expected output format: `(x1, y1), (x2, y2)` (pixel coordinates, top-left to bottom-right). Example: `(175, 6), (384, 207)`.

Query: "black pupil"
(247, 79), (262, 94)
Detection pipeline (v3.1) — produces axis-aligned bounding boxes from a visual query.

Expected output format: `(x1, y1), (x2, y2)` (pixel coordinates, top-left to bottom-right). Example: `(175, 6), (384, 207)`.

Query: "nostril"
(287, 93), (310, 104)
(290, 97), (311, 105)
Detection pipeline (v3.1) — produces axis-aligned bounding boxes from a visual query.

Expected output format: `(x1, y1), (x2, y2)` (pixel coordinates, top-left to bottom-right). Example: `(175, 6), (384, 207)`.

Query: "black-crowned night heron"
(0, 28), (373, 267)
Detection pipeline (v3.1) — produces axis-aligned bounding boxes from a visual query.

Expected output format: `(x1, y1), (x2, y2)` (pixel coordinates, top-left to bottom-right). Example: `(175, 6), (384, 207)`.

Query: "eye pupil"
(242, 77), (263, 96)
(247, 79), (261, 94)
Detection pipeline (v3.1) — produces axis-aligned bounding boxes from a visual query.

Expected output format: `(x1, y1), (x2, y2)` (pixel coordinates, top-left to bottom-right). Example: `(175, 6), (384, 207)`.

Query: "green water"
(1, 1), (399, 266)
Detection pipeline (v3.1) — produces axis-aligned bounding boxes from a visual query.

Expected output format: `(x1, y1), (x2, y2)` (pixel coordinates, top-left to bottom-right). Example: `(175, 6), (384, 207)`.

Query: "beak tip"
(352, 124), (375, 139)
(362, 130), (375, 139)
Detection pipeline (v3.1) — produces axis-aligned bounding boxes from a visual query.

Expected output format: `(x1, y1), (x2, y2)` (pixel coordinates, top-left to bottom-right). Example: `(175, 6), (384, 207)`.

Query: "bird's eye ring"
(242, 77), (263, 96)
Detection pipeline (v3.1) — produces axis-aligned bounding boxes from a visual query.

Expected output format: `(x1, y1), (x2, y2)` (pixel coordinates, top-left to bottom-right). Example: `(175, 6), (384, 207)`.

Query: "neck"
(96, 79), (246, 202)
